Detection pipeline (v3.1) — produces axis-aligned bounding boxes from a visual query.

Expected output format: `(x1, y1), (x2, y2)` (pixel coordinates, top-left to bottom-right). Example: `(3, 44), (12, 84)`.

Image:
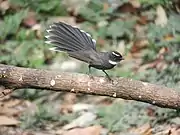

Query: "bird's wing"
(68, 50), (102, 65)
(45, 22), (96, 52)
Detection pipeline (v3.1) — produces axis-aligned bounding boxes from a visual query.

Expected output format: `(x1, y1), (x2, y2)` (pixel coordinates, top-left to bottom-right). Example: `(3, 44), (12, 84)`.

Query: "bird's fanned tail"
(45, 22), (96, 52)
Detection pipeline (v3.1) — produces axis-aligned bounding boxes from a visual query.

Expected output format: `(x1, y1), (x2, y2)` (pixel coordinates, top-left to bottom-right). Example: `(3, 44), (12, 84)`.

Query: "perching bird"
(45, 22), (124, 80)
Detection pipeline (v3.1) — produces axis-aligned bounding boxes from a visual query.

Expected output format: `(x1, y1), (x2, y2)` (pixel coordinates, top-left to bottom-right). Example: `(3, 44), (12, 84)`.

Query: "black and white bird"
(45, 22), (124, 80)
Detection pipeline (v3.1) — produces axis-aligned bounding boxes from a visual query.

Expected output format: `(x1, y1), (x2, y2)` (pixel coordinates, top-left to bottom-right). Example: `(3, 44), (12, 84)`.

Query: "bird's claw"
(106, 76), (114, 84)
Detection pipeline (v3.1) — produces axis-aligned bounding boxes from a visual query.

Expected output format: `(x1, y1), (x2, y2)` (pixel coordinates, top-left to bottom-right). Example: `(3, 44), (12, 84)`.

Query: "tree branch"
(0, 64), (180, 109)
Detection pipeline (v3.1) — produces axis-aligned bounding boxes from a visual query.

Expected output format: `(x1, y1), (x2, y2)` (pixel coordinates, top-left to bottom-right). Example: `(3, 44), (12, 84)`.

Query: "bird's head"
(108, 51), (124, 65)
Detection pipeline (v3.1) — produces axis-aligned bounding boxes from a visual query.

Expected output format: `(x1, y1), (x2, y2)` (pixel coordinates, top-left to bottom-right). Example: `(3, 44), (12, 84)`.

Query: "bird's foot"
(86, 72), (94, 80)
(105, 76), (114, 84)
(89, 74), (94, 80)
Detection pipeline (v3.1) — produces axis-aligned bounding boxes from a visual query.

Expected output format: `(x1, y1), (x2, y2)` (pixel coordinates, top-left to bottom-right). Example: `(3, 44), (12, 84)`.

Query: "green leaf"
(107, 20), (135, 39)
(0, 9), (28, 40)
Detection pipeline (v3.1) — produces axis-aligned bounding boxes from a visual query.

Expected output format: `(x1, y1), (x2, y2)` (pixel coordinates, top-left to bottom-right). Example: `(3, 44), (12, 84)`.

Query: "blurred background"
(0, 0), (180, 134)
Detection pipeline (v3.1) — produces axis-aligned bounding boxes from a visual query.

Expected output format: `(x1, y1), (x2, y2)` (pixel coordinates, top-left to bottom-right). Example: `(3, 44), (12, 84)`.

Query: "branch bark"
(0, 64), (180, 109)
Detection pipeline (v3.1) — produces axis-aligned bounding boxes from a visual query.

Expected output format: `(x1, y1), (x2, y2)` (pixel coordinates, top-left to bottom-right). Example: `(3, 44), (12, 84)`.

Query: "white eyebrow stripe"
(108, 60), (118, 65)
(112, 52), (120, 56)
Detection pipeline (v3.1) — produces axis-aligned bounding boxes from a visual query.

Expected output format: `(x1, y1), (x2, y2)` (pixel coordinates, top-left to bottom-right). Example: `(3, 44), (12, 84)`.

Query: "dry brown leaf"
(48, 17), (77, 27)
(0, 116), (20, 126)
(131, 39), (149, 53)
(138, 16), (149, 25)
(155, 5), (168, 27)
(0, 88), (14, 99)
(97, 38), (106, 47)
(154, 128), (171, 135)
(137, 60), (159, 72)
(156, 61), (168, 72)
(115, 2), (138, 13)
(103, 2), (109, 12)
(0, 0), (10, 12)
(60, 104), (73, 114)
(129, 124), (152, 135)
(59, 126), (102, 135)
(60, 93), (77, 114)
(0, 102), (21, 116)
(63, 93), (77, 105)
(31, 24), (43, 39)
(4, 99), (22, 108)
(23, 11), (37, 27)
(129, 0), (141, 8)
(62, 0), (90, 15)
(171, 128), (180, 135)
(63, 112), (96, 130)
(158, 47), (169, 55)
(164, 34), (174, 41)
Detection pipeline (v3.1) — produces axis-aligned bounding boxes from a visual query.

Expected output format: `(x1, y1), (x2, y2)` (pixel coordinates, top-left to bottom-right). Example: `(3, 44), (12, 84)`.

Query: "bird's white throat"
(108, 60), (118, 65)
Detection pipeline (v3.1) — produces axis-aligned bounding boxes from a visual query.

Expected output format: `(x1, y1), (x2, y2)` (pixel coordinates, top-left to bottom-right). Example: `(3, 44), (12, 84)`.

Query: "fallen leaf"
(138, 15), (149, 25)
(158, 47), (169, 55)
(60, 104), (73, 114)
(0, 0), (10, 12)
(0, 116), (20, 126)
(171, 128), (180, 135)
(72, 103), (95, 112)
(47, 17), (77, 27)
(156, 61), (168, 72)
(4, 99), (22, 108)
(137, 60), (159, 72)
(0, 102), (21, 116)
(97, 38), (106, 47)
(129, 0), (141, 8)
(129, 123), (152, 135)
(114, 2), (138, 13)
(58, 126), (102, 135)
(31, 24), (43, 39)
(164, 34), (174, 41)
(23, 11), (37, 27)
(62, 0), (90, 15)
(155, 5), (168, 27)
(63, 93), (77, 105)
(103, 2), (109, 12)
(131, 39), (149, 53)
(63, 112), (97, 130)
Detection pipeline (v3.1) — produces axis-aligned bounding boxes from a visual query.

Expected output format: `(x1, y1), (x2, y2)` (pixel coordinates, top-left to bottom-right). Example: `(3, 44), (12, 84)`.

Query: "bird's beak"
(121, 57), (124, 60)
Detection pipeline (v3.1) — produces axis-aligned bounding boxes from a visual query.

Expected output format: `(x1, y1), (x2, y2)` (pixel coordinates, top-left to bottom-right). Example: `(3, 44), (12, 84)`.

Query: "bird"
(45, 22), (124, 80)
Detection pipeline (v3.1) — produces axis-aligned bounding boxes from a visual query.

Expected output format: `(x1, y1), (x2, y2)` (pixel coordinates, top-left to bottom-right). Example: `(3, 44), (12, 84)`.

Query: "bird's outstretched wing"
(45, 22), (96, 52)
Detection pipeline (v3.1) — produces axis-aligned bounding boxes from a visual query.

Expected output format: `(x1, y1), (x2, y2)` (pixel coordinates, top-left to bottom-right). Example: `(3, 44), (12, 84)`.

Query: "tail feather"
(78, 29), (94, 45)
(45, 35), (81, 51)
(45, 22), (96, 52)
(46, 28), (83, 50)
(45, 41), (73, 52)
(51, 23), (83, 47)
(54, 22), (91, 46)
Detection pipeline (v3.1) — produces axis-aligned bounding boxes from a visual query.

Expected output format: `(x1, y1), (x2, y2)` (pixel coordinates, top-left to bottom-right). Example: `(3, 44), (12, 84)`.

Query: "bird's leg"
(102, 70), (112, 82)
(88, 65), (91, 74)
(88, 65), (94, 79)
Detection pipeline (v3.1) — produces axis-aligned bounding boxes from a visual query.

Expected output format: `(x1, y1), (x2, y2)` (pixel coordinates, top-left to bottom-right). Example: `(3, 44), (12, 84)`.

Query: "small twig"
(0, 86), (15, 98)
